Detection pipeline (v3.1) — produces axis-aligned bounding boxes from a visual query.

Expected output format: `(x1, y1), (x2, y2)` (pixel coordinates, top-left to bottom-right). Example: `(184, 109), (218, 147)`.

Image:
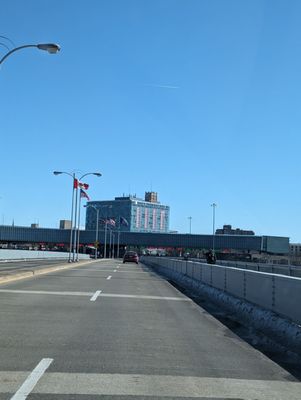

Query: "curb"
(0, 258), (104, 285)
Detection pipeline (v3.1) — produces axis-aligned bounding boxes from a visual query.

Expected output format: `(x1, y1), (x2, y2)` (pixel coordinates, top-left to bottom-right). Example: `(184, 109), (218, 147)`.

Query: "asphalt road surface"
(0, 259), (300, 399)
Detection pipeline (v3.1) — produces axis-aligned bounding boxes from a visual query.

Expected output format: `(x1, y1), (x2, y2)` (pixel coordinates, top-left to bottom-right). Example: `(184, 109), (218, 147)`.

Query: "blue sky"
(1, 0), (301, 241)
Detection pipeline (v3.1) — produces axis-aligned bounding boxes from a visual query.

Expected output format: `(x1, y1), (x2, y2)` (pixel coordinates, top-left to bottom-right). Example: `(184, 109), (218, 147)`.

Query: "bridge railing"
(141, 256), (301, 325)
(169, 257), (301, 278)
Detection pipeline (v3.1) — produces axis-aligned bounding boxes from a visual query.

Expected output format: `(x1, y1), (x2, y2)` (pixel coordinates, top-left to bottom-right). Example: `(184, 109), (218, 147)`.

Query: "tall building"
(85, 192), (170, 233)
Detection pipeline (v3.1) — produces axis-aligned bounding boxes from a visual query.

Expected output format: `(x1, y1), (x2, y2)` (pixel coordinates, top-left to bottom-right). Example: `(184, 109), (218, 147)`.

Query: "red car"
(123, 251), (139, 264)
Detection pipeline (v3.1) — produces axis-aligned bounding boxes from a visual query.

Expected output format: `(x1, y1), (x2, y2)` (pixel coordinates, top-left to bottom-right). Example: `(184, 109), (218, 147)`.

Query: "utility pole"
(211, 203), (217, 254)
(188, 216), (192, 234)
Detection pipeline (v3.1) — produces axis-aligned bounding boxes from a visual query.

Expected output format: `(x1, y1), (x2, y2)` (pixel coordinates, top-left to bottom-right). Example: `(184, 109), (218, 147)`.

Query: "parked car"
(123, 251), (139, 264)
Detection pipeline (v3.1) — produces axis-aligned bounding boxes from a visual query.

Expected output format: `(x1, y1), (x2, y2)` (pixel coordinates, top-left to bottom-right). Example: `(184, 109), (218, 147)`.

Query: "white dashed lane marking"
(90, 290), (102, 302)
(10, 358), (53, 400)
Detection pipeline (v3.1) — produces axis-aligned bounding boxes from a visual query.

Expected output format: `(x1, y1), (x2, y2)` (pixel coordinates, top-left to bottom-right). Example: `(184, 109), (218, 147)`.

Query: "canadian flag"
(78, 181), (89, 190)
(73, 179), (89, 190)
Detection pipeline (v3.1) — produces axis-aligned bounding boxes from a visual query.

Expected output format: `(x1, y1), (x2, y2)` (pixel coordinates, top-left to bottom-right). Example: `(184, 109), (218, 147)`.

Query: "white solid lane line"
(90, 290), (102, 302)
(107, 275), (112, 280)
(99, 293), (190, 301)
(10, 358), (53, 400)
(114, 271), (152, 274)
(0, 289), (93, 296)
(68, 269), (115, 272)
(0, 289), (189, 301)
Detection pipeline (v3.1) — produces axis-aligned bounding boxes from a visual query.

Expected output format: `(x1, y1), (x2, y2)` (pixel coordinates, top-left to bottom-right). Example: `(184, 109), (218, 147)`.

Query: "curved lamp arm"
(53, 171), (74, 179)
(0, 43), (60, 65)
(79, 172), (102, 181)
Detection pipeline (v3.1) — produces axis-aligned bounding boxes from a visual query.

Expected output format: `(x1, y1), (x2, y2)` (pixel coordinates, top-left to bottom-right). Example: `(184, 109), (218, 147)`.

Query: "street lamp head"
(93, 173), (102, 177)
(37, 43), (60, 54)
(53, 171), (62, 175)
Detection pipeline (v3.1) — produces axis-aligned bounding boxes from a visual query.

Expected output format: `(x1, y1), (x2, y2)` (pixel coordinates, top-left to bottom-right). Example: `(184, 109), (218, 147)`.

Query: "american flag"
(80, 189), (90, 200)
(107, 218), (116, 226)
(120, 216), (129, 226)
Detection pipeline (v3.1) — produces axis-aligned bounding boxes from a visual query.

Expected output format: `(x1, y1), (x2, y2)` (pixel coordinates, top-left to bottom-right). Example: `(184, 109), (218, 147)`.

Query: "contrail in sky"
(144, 83), (180, 90)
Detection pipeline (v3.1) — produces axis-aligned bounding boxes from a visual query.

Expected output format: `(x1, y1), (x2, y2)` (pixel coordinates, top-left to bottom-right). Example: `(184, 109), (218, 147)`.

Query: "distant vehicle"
(205, 250), (216, 265)
(183, 253), (190, 260)
(123, 251), (139, 264)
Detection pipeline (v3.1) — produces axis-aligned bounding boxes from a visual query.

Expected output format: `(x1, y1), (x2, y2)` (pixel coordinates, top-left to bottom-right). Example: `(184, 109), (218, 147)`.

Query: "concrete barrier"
(226, 268), (245, 299)
(274, 275), (301, 323)
(0, 258), (97, 285)
(142, 256), (301, 354)
(0, 249), (90, 261)
(212, 266), (225, 291)
(245, 271), (274, 310)
(142, 257), (301, 326)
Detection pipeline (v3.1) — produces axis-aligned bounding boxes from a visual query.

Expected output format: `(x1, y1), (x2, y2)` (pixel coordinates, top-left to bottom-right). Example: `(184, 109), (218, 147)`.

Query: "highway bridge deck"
(0, 259), (299, 399)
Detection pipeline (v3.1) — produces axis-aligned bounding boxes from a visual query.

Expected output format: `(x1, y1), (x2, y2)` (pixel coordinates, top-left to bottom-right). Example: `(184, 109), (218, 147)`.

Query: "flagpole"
(104, 221), (108, 258)
(95, 208), (99, 259)
(69, 174), (75, 262)
(117, 216), (120, 259)
(53, 171), (101, 261)
(117, 230), (120, 258)
(76, 194), (82, 261)
(73, 184), (79, 262)
(109, 228), (112, 258)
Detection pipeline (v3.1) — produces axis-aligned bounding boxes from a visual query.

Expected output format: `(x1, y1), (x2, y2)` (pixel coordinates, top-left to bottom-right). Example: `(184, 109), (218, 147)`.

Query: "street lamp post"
(95, 209), (99, 259)
(53, 171), (75, 262)
(117, 216), (121, 259)
(74, 173), (101, 262)
(101, 205), (112, 259)
(188, 216), (192, 234)
(111, 232), (115, 258)
(211, 203), (217, 254)
(84, 205), (99, 259)
(53, 171), (101, 262)
(0, 43), (60, 65)
(104, 221), (107, 258)
(117, 229), (120, 258)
